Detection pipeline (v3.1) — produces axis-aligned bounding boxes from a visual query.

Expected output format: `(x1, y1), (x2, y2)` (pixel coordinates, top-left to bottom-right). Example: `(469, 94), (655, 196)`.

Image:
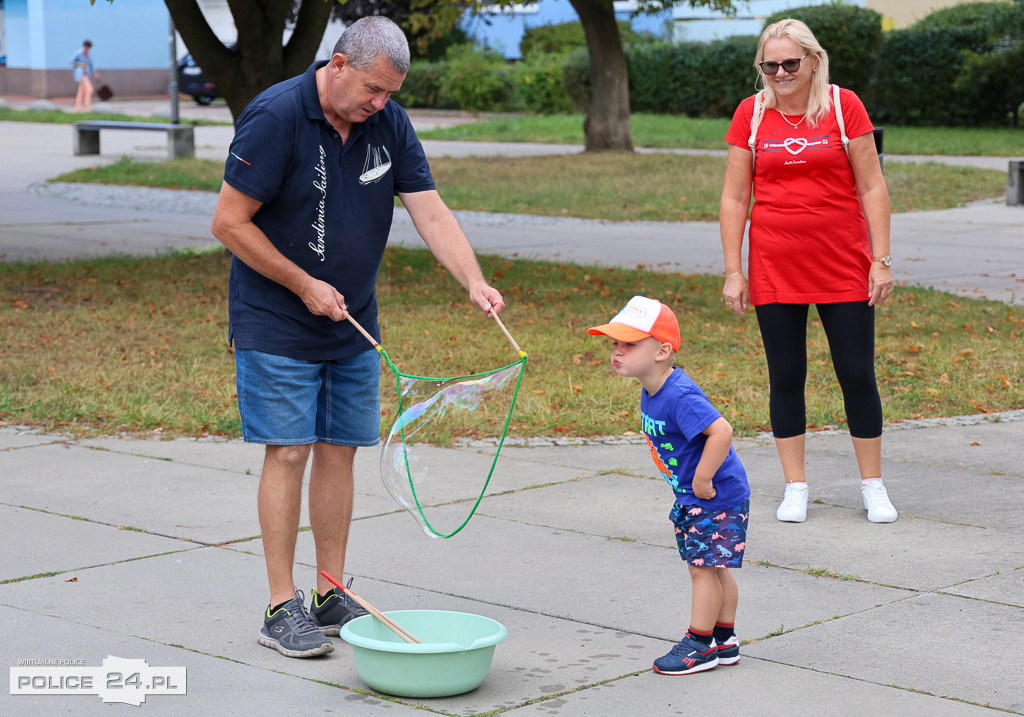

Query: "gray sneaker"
(310, 579), (370, 636)
(258, 590), (334, 658)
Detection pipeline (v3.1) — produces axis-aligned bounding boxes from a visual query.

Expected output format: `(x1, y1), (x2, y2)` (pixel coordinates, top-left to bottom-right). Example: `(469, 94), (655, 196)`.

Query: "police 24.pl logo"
(10, 656), (186, 705)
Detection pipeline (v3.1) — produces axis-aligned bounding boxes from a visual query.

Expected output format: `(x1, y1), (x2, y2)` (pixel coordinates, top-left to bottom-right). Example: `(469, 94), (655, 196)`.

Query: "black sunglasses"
(759, 54), (809, 75)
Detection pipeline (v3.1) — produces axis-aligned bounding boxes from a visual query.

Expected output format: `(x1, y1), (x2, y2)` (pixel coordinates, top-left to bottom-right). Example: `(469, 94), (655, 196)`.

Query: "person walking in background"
(210, 16), (505, 659)
(588, 296), (750, 675)
(718, 18), (897, 524)
(70, 40), (99, 112)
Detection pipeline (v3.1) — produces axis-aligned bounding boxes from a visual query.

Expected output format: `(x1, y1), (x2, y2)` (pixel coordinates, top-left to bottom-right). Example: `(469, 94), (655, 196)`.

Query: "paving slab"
(78, 435), (267, 475)
(835, 419), (1024, 478)
(0, 429), (68, 450)
(504, 658), (1000, 717)
(941, 568), (1024, 605)
(0, 505), (188, 583)
(744, 591), (1024, 714)
(1, 442), (262, 543)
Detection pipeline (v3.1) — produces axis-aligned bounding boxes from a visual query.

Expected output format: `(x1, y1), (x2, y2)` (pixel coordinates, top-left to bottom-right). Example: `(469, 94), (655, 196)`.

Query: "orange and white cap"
(587, 296), (680, 351)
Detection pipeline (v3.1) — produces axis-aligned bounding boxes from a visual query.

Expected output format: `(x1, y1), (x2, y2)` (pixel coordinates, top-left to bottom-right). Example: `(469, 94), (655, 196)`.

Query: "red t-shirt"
(724, 87), (875, 305)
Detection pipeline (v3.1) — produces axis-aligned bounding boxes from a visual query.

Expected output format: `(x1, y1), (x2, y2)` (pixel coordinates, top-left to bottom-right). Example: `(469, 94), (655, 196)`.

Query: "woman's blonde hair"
(754, 19), (831, 127)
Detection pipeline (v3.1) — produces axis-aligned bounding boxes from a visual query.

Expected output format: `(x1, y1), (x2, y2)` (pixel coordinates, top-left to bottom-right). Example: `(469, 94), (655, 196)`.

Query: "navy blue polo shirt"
(223, 61), (435, 360)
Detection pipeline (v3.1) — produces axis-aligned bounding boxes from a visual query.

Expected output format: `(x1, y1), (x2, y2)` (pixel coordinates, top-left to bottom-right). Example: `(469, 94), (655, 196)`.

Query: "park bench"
(1008, 159), (1024, 206)
(73, 120), (195, 160)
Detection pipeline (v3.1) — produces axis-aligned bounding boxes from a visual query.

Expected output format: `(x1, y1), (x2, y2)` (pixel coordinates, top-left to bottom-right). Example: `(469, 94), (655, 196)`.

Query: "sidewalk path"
(1, 97), (1023, 716)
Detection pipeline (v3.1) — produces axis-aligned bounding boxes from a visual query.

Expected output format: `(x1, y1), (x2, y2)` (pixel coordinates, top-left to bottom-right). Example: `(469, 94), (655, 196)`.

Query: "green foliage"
(519, 20), (656, 60)
(437, 44), (516, 112)
(627, 35), (757, 116)
(511, 53), (573, 115)
(914, 0), (1024, 47)
(873, 1), (1024, 126)
(394, 61), (456, 110)
(411, 25), (471, 63)
(763, 3), (884, 98)
(952, 42), (1024, 126)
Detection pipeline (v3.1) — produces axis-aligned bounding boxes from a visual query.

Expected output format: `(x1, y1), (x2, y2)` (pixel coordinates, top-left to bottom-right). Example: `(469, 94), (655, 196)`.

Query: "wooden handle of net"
(490, 309), (525, 357)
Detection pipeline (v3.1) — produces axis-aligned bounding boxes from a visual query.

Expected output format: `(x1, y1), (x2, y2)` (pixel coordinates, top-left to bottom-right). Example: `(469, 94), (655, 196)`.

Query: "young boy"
(588, 295), (751, 675)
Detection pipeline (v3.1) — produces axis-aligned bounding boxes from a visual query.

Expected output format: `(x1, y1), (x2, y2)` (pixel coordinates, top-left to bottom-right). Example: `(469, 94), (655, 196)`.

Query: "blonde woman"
(718, 19), (897, 524)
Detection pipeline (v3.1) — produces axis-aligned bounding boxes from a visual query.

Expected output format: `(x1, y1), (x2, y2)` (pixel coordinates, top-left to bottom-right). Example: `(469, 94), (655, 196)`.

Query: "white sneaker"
(776, 482), (808, 522)
(861, 482), (898, 523)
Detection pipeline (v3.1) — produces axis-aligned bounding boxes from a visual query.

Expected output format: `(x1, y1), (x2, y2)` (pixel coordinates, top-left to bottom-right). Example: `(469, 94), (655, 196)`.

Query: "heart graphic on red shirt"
(783, 137), (809, 155)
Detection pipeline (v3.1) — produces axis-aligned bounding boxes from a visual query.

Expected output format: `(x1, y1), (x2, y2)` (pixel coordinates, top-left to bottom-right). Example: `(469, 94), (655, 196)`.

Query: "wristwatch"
(875, 254), (892, 267)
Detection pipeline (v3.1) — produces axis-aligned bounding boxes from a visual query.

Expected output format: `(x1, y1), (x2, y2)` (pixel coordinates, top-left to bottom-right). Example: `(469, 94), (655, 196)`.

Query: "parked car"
(177, 52), (220, 105)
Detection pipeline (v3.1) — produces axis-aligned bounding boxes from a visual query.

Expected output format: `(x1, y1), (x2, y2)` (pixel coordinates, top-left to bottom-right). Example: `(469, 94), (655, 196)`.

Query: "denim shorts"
(235, 347), (381, 446)
(670, 500), (749, 568)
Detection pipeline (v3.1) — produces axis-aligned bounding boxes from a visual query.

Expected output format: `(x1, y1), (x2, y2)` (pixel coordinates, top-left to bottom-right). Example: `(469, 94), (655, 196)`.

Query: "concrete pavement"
(1, 97), (1023, 715)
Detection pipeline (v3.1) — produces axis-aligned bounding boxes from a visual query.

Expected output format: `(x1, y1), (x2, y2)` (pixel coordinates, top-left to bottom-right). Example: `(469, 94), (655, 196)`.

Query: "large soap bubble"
(380, 359), (526, 538)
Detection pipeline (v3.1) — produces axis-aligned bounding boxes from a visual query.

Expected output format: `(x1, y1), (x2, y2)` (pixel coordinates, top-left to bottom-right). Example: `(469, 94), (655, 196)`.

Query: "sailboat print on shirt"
(359, 145), (392, 185)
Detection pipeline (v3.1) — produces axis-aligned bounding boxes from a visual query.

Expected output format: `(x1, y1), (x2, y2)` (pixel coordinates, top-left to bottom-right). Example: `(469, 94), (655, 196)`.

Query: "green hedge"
(512, 53), (573, 114)
(436, 44), (516, 113)
(394, 61), (455, 110)
(873, 1), (1024, 125)
(626, 36), (757, 117)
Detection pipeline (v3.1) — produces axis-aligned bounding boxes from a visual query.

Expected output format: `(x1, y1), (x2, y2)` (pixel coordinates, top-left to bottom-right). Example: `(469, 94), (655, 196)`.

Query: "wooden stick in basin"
(320, 570), (423, 644)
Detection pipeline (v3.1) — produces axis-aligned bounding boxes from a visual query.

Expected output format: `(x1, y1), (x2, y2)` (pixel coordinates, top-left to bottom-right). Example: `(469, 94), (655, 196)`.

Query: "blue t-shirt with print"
(223, 61), (436, 360)
(641, 367), (751, 510)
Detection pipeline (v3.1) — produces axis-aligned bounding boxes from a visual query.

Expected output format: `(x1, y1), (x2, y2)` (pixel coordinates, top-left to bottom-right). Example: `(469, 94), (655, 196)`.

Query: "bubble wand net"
(347, 311), (527, 539)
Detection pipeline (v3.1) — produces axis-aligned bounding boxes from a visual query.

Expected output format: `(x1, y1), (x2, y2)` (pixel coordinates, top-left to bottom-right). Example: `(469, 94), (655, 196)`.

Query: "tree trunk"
(568, 0), (633, 152)
(165, 0), (334, 121)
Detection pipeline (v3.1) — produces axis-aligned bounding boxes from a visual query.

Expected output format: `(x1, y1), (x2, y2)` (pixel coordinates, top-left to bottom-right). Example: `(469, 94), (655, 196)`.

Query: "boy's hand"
(693, 478), (716, 500)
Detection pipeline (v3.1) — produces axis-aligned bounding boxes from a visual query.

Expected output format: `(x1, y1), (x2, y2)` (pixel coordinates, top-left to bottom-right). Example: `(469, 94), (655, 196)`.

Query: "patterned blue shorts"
(670, 500), (749, 568)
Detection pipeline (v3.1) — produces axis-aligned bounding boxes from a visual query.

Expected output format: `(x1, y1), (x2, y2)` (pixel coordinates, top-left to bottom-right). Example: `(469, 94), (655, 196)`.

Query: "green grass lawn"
(2, 248), (1022, 440)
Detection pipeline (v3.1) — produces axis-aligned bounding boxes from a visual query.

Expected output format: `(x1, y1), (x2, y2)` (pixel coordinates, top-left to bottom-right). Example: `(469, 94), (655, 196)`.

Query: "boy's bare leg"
(688, 565), (724, 632)
(714, 568), (738, 625)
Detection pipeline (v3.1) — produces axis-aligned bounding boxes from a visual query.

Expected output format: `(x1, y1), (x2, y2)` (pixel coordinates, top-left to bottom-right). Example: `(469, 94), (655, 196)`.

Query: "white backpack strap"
(833, 84), (850, 160)
(748, 90), (766, 173)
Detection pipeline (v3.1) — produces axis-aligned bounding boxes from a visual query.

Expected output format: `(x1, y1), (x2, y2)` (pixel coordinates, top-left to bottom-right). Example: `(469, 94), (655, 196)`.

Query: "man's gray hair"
(333, 16), (410, 74)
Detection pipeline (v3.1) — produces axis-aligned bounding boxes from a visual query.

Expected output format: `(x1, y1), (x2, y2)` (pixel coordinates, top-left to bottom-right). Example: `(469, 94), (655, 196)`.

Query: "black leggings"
(754, 302), (882, 439)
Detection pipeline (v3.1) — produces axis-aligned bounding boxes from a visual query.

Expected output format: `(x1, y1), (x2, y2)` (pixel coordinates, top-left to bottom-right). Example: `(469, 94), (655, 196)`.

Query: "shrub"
(873, 1), (1024, 125)
(626, 36), (757, 117)
(394, 61), (455, 110)
(952, 41), (1024, 126)
(512, 53), (572, 114)
(872, 28), (963, 125)
(437, 44), (516, 112)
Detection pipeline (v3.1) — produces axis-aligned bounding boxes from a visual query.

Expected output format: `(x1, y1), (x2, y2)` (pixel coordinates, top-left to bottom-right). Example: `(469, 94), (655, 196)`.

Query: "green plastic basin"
(340, 609), (507, 698)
